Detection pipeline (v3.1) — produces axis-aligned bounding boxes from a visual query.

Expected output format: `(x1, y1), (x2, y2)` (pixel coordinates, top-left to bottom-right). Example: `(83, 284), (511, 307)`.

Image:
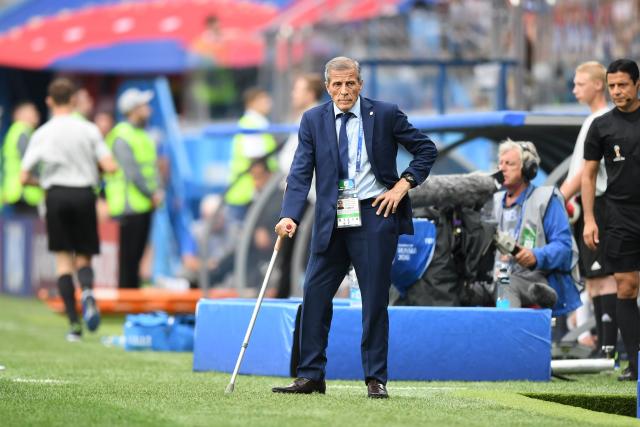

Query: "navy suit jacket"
(281, 97), (438, 254)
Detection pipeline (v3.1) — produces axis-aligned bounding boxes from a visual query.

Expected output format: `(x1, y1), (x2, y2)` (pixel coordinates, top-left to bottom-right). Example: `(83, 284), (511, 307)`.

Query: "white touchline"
(302, 385), (468, 391)
(11, 378), (69, 384)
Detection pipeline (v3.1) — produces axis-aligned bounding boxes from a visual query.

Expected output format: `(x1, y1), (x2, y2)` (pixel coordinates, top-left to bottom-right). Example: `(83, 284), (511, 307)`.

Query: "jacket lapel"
(322, 102), (339, 174)
(361, 97), (376, 175)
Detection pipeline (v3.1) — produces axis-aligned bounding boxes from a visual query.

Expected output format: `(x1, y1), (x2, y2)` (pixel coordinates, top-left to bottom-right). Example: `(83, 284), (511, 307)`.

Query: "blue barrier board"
(193, 299), (298, 377)
(193, 299), (551, 381)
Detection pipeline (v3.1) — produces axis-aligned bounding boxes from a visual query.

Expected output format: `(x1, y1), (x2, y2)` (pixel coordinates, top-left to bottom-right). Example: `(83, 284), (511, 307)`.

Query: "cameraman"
(493, 140), (581, 315)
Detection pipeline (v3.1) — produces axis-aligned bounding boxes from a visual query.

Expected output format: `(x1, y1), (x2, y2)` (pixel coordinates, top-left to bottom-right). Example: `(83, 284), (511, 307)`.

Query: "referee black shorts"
(574, 196), (611, 278)
(604, 200), (640, 273)
(45, 186), (100, 255)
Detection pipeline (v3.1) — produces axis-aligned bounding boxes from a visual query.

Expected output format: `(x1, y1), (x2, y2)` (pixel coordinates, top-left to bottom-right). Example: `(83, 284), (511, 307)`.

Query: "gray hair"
(498, 138), (540, 167)
(324, 56), (362, 84)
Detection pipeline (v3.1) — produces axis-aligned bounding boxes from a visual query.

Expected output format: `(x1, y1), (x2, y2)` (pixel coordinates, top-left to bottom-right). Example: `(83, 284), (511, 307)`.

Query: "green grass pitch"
(0, 294), (637, 426)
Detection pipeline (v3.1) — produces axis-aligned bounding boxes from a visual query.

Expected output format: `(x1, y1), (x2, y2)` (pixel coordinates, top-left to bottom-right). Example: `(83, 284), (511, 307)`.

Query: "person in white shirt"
(21, 78), (117, 342)
(559, 61), (617, 359)
(274, 74), (324, 297)
(278, 73), (324, 176)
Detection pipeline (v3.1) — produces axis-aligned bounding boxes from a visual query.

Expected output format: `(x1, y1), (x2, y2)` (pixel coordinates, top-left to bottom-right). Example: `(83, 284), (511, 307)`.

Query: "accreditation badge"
(520, 222), (537, 250)
(337, 179), (362, 228)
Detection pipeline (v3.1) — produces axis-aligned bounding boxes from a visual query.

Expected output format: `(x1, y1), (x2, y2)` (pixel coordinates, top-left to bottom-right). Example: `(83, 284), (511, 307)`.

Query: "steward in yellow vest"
(2, 102), (42, 214)
(106, 88), (162, 289)
(105, 121), (159, 216)
(224, 88), (278, 216)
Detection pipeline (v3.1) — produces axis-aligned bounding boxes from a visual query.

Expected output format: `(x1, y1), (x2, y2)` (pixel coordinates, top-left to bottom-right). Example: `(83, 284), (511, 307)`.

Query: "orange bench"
(40, 288), (240, 314)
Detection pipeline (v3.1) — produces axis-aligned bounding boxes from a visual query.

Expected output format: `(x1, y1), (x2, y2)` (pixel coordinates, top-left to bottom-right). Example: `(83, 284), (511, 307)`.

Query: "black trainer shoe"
(82, 291), (100, 332)
(66, 322), (82, 343)
(618, 366), (637, 381)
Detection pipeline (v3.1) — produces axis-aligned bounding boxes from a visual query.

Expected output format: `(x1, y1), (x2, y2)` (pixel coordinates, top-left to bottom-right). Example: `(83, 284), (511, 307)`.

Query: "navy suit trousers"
(297, 201), (399, 384)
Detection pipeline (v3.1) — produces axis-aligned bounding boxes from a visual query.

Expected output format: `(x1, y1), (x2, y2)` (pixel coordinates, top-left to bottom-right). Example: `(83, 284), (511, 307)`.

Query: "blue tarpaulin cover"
(193, 299), (551, 381)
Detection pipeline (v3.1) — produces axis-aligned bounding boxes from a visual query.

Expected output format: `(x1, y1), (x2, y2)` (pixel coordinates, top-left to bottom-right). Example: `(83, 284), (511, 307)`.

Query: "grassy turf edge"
(522, 392), (636, 417)
(454, 390), (639, 426)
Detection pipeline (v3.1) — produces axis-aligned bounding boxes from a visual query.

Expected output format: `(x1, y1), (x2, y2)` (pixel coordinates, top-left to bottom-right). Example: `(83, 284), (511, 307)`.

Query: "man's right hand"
(583, 218), (599, 250)
(275, 218), (297, 238)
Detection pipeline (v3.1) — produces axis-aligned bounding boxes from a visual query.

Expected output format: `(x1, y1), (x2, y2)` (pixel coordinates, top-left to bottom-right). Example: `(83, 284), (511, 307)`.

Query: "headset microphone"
(491, 170), (504, 185)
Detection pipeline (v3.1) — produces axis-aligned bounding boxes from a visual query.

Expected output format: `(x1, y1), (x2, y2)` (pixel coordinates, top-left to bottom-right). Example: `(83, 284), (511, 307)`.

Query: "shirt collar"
(502, 184), (535, 207)
(333, 96), (361, 119)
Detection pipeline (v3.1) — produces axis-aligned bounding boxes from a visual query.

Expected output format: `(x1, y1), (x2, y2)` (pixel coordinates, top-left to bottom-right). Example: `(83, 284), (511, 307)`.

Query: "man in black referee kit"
(582, 58), (640, 381)
(20, 78), (118, 342)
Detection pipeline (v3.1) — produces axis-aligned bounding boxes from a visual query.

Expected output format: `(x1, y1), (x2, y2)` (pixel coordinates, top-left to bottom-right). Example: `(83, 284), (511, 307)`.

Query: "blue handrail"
(360, 58), (518, 114)
(200, 110), (584, 137)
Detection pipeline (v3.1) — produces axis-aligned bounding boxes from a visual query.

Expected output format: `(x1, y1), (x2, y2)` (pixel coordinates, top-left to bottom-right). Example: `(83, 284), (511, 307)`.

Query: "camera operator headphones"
(517, 141), (539, 182)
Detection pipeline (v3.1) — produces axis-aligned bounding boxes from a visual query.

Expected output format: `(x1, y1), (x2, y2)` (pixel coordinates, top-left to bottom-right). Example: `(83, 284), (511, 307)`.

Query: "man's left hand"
(514, 247), (537, 268)
(20, 170), (38, 186)
(372, 178), (412, 217)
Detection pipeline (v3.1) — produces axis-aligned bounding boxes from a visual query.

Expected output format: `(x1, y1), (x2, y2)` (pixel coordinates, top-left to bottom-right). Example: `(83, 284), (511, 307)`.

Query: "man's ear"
(595, 79), (604, 92)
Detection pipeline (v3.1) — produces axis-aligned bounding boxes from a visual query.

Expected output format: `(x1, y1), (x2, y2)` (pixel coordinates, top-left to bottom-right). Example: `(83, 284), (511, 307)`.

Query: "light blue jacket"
(495, 185), (581, 316)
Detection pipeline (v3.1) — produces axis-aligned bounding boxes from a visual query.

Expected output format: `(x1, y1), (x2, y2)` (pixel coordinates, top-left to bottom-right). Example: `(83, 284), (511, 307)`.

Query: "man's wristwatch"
(401, 173), (417, 188)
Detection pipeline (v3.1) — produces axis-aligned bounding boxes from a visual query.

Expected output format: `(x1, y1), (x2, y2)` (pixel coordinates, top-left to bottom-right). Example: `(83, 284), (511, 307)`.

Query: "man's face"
(74, 89), (94, 118)
(130, 103), (152, 126)
(94, 112), (114, 137)
(19, 105), (40, 128)
(251, 93), (272, 117)
(249, 161), (270, 191)
(607, 71), (640, 112)
(326, 67), (363, 113)
(573, 71), (600, 105)
(498, 149), (524, 188)
(291, 78), (312, 112)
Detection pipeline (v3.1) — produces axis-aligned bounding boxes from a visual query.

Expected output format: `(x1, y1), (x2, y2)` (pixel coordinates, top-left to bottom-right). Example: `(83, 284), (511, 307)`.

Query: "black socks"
(77, 266), (94, 291)
(57, 274), (78, 324)
(617, 298), (639, 374)
(592, 295), (604, 346)
(600, 293), (618, 349)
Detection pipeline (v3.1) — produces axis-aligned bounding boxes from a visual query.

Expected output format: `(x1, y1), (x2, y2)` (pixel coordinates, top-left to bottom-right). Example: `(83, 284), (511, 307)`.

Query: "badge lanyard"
(498, 188), (535, 248)
(354, 120), (363, 178)
(337, 116), (364, 228)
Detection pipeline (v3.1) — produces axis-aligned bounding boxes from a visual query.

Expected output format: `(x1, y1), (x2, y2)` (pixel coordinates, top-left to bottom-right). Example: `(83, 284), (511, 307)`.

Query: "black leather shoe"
(272, 377), (326, 394)
(367, 379), (389, 399)
(618, 367), (638, 382)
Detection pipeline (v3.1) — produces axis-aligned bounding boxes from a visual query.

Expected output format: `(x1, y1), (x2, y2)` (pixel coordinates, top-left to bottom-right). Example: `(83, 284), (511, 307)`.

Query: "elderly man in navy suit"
(272, 56), (438, 398)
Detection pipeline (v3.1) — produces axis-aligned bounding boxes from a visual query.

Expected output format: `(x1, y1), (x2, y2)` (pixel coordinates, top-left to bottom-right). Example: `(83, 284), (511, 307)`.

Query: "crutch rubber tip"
(225, 383), (235, 394)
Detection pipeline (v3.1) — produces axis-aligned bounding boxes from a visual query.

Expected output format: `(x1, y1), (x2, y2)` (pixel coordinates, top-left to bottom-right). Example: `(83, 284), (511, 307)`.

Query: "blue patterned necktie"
(337, 112), (353, 179)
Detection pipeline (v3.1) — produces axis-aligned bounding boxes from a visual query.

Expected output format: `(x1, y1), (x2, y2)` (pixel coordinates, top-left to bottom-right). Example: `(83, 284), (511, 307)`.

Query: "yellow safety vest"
(105, 122), (158, 216)
(2, 121), (44, 206)
(224, 114), (277, 206)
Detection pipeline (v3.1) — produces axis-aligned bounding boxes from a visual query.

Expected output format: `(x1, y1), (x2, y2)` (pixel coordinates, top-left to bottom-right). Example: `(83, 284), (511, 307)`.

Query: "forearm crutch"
(225, 231), (288, 394)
